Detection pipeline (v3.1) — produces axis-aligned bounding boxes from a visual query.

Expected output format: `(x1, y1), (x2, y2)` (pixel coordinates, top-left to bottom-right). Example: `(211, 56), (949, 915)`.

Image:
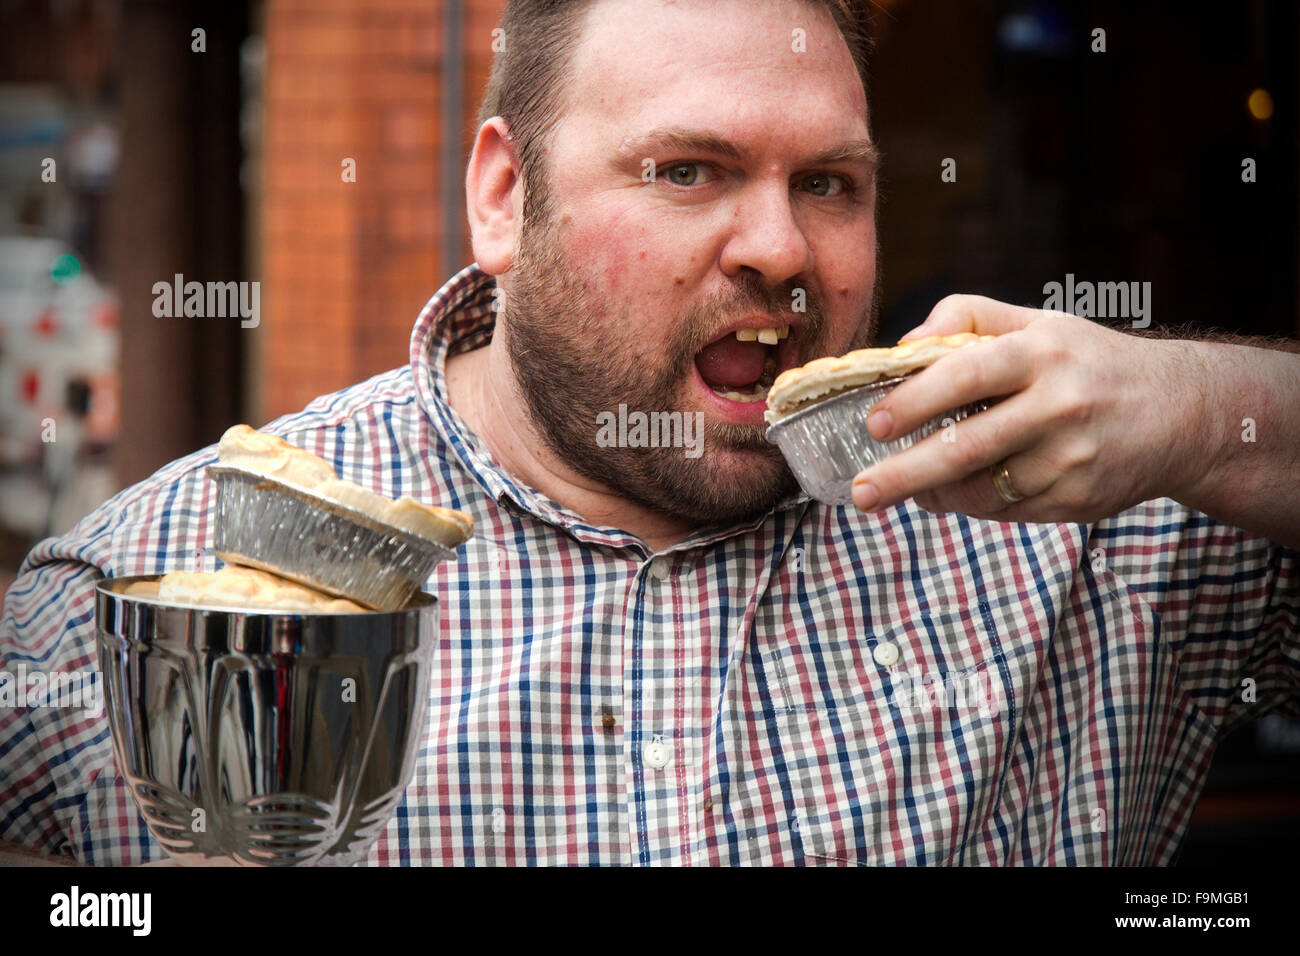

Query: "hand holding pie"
(764, 333), (995, 505)
(846, 294), (1209, 524)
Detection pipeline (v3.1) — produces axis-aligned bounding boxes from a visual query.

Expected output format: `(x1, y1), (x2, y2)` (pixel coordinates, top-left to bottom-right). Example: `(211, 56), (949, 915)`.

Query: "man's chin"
(705, 416), (778, 452)
(613, 438), (797, 527)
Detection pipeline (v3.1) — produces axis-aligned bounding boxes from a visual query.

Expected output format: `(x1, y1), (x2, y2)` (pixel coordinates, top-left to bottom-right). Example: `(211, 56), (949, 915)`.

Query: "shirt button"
(649, 558), (670, 581)
(873, 641), (900, 666)
(601, 712), (616, 730)
(644, 738), (671, 769)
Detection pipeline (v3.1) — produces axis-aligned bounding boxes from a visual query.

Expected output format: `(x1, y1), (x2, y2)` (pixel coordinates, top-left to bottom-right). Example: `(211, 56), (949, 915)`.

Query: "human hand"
(850, 295), (1207, 523)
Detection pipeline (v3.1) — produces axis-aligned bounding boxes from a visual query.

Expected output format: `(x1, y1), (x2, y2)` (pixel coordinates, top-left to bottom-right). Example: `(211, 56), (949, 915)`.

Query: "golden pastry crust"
(157, 566), (368, 613)
(121, 580), (161, 599)
(313, 479), (474, 549)
(217, 424), (337, 487)
(764, 333), (996, 424)
(217, 425), (474, 547)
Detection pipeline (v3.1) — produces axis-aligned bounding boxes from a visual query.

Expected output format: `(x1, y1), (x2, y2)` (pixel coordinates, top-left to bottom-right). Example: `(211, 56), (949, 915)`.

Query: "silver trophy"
(95, 576), (438, 866)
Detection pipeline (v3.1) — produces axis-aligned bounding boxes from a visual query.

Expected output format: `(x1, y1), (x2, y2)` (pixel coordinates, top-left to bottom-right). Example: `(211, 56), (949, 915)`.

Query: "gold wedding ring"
(991, 460), (1026, 505)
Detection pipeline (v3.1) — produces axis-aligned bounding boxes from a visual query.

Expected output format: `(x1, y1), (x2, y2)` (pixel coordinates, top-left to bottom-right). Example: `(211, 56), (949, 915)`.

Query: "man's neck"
(444, 341), (698, 552)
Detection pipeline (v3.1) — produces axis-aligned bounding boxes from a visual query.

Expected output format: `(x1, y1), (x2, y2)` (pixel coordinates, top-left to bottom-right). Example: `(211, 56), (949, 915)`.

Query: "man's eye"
(665, 163), (707, 186)
(796, 173), (849, 197)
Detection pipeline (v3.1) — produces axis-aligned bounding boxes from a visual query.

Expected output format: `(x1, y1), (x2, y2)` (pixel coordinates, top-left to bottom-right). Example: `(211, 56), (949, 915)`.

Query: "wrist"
(1163, 339), (1247, 512)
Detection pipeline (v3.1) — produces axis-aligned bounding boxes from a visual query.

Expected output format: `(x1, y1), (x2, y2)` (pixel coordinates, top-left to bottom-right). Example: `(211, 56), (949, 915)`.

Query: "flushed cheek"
(560, 212), (652, 301)
(566, 213), (703, 320)
(551, 221), (690, 363)
(820, 245), (877, 345)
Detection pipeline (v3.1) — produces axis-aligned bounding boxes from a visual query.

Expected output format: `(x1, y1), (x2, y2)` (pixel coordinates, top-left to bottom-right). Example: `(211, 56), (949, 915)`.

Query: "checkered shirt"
(3, 263), (1297, 865)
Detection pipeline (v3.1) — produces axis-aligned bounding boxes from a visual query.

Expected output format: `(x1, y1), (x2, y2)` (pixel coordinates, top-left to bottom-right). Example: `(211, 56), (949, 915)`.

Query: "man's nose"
(718, 180), (814, 284)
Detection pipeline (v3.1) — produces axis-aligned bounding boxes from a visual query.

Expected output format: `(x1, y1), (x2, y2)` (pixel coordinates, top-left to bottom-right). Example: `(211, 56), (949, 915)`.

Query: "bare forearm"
(1172, 338), (1300, 549)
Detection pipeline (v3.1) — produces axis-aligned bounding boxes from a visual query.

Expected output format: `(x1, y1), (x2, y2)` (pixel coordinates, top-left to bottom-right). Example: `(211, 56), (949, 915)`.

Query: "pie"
(157, 565), (368, 613)
(217, 425), (473, 548)
(764, 333), (995, 425)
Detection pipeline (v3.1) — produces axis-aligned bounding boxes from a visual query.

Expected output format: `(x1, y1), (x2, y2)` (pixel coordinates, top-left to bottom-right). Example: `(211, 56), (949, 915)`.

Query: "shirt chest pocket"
(763, 604), (1017, 865)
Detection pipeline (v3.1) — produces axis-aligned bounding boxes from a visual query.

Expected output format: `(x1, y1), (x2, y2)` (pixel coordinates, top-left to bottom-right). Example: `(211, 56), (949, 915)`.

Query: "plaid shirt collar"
(408, 262), (813, 559)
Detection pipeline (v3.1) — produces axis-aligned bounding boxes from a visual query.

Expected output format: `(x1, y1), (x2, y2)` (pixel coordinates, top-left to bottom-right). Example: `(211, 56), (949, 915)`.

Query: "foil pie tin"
(208, 466), (458, 610)
(765, 375), (990, 506)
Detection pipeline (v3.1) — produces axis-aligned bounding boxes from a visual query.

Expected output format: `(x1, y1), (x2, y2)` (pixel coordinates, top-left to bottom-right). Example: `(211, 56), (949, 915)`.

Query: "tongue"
(695, 337), (769, 388)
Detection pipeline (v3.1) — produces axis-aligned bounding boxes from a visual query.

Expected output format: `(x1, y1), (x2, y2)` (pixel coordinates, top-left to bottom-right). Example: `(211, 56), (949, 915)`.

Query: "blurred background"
(0, 0), (1296, 862)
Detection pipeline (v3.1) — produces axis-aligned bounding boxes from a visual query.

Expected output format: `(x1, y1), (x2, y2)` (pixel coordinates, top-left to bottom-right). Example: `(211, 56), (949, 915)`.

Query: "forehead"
(562, 0), (869, 151)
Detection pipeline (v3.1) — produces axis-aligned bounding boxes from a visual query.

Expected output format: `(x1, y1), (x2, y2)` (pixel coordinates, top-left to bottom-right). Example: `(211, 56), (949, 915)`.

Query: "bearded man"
(3, 0), (1297, 866)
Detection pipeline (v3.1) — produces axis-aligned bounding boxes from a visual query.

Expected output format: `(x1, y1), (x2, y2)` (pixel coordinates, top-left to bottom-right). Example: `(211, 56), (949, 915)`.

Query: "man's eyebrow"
(618, 127), (744, 162)
(617, 126), (880, 175)
(807, 140), (880, 174)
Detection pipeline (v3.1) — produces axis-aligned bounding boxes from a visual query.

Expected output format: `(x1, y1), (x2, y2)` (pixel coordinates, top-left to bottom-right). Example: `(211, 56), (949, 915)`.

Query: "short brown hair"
(476, 0), (874, 225)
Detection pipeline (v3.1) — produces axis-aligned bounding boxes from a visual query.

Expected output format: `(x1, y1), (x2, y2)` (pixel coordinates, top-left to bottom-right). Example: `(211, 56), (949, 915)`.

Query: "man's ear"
(466, 117), (523, 275)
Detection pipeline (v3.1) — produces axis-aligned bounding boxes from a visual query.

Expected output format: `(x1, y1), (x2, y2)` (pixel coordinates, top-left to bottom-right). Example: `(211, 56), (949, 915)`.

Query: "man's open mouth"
(693, 322), (797, 404)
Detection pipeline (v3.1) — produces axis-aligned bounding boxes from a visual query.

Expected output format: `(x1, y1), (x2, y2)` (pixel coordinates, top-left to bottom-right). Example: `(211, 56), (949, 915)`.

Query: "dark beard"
(501, 206), (877, 527)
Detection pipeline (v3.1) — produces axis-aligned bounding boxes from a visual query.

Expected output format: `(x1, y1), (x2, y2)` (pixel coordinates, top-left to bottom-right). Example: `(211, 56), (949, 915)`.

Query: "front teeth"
(713, 390), (767, 403)
(734, 324), (790, 343)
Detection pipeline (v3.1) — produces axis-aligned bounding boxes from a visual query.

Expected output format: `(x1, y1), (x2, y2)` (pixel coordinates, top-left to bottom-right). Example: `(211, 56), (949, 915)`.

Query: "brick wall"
(261, 0), (507, 419)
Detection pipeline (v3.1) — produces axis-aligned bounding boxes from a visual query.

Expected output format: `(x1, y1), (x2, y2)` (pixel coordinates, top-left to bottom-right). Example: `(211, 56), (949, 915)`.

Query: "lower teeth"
(707, 355), (779, 404)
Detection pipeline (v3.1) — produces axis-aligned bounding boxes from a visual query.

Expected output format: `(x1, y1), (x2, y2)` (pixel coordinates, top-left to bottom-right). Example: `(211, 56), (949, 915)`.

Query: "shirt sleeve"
(0, 447), (219, 865)
(1, 560), (165, 864)
(1088, 498), (1300, 736)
